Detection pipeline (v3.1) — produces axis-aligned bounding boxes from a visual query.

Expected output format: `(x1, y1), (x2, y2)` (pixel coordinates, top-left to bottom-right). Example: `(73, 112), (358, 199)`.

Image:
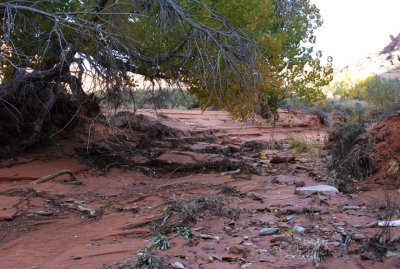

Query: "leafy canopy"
(189, 0), (333, 119)
(0, 0), (332, 119)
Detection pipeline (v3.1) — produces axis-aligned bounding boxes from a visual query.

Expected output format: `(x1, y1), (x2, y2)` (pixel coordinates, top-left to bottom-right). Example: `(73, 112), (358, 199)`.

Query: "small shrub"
(291, 235), (330, 266)
(284, 135), (323, 157)
(325, 171), (356, 193)
(364, 78), (400, 120)
(179, 201), (202, 224)
(175, 226), (192, 239)
(387, 159), (399, 180)
(179, 195), (225, 223)
(169, 194), (241, 225)
(150, 235), (171, 251)
(132, 248), (162, 269)
(323, 99), (368, 124)
(325, 77), (400, 123)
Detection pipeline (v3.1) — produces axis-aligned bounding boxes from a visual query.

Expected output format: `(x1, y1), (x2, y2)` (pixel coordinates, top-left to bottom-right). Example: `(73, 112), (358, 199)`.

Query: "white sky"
(312, 0), (400, 68)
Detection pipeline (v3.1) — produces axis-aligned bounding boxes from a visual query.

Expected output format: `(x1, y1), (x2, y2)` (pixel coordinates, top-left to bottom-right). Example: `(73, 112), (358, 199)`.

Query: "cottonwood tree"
(0, 0), (332, 152)
(0, 0), (258, 150)
(192, 0), (333, 119)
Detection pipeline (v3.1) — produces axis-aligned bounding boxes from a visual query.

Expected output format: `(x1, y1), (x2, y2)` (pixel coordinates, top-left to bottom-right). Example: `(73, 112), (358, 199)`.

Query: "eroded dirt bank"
(0, 109), (399, 269)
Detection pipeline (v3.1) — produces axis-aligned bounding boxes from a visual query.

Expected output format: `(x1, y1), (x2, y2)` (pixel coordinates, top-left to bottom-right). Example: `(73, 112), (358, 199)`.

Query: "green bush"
(326, 75), (375, 100)
(324, 77), (400, 123)
(150, 235), (171, 251)
(323, 99), (367, 124)
(363, 78), (400, 120)
(175, 226), (192, 239)
(132, 248), (162, 269)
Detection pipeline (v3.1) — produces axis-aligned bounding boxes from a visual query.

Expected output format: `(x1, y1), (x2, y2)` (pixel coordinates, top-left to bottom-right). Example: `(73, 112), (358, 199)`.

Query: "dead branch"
(220, 169), (241, 176)
(76, 204), (97, 218)
(33, 169), (75, 184)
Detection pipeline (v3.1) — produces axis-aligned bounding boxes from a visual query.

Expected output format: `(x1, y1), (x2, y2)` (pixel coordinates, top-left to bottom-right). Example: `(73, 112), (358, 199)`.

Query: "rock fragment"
(293, 225), (306, 233)
(173, 261), (186, 269)
(259, 227), (279, 236)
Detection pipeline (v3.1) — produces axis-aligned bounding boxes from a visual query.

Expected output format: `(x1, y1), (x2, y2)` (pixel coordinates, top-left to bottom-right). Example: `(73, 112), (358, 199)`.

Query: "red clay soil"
(0, 109), (399, 269)
(357, 111), (400, 189)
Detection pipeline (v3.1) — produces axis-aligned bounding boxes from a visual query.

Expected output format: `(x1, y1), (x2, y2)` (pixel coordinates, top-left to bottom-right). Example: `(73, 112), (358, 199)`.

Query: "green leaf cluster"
(189, 0), (333, 119)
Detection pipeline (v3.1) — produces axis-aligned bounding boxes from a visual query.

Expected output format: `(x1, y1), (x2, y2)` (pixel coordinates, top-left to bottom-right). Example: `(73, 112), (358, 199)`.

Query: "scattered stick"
(76, 204), (97, 217)
(220, 169), (241, 176)
(33, 169), (75, 184)
(199, 234), (220, 241)
(63, 201), (98, 218)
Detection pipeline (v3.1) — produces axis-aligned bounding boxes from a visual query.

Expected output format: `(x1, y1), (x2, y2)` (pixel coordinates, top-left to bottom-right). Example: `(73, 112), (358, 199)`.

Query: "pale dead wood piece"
(220, 169), (241, 176)
(76, 204), (97, 217)
(33, 169), (74, 184)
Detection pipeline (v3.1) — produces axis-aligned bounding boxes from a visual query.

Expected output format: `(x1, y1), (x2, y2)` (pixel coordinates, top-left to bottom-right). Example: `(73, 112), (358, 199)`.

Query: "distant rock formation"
(334, 34), (400, 81)
(380, 33), (400, 55)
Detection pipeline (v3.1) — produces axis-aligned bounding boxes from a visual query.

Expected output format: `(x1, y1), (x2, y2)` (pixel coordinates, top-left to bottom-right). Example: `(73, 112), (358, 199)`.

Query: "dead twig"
(33, 169), (75, 184)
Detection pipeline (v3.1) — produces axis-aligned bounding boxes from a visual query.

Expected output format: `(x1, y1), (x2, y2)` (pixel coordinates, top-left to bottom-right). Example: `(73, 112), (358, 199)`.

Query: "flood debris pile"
(75, 111), (271, 178)
(329, 111), (400, 190)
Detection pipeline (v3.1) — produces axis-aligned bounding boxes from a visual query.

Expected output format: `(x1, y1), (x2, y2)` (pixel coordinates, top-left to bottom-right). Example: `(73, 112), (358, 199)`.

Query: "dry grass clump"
(169, 194), (241, 225)
(290, 235), (330, 266)
(284, 135), (323, 157)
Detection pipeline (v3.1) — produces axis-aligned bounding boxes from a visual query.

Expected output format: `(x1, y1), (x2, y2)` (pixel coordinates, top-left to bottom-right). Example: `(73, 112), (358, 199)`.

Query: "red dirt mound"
(357, 111), (400, 188)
